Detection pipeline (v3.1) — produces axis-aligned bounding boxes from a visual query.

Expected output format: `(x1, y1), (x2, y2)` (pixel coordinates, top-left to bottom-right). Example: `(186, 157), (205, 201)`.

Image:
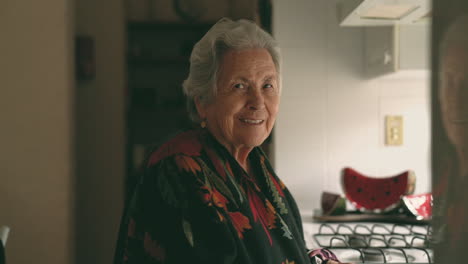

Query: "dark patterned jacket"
(114, 129), (338, 264)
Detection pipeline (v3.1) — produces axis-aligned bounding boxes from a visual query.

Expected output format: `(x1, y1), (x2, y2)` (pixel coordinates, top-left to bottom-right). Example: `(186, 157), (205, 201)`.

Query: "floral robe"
(114, 129), (338, 264)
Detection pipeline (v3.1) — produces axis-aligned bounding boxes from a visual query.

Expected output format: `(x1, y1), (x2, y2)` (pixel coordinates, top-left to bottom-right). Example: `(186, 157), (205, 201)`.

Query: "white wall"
(0, 1), (75, 263)
(273, 0), (431, 212)
(75, 0), (126, 263)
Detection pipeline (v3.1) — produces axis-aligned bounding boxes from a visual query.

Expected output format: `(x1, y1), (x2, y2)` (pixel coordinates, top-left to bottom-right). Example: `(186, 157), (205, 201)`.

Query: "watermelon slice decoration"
(402, 193), (432, 220)
(342, 167), (416, 212)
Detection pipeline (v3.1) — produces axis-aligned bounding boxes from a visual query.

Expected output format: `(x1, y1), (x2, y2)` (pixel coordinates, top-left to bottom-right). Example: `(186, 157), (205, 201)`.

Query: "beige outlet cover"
(385, 115), (404, 146)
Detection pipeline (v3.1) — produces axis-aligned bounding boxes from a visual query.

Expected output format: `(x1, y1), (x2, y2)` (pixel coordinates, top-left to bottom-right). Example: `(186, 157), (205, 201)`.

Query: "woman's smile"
(239, 118), (264, 125)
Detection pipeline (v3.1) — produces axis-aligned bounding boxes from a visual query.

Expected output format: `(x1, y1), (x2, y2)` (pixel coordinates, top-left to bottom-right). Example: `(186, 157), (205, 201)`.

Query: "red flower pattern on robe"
(228, 211), (252, 239)
(246, 183), (277, 245)
(175, 155), (202, 174)
(148, 130), (202, 166)
(198, 184), (253, 237)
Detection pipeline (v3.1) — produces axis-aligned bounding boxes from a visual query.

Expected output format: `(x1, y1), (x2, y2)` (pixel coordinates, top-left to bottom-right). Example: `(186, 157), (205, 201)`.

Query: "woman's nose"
(247, 89), (265, 110)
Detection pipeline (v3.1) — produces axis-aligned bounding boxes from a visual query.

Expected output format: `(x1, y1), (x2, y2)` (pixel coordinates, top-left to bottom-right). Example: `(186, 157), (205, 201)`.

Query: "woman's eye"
(263, 83), (274, 89)
(234, 83), (245, 89)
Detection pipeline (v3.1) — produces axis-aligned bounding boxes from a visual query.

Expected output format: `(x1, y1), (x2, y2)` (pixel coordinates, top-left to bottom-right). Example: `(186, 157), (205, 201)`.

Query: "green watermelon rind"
(321, 192), (346, 216)
(329, 196), (346, 215)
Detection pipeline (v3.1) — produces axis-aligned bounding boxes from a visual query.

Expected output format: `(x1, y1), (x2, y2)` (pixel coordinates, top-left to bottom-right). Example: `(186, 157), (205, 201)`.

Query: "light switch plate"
(385, 115), (403, 146)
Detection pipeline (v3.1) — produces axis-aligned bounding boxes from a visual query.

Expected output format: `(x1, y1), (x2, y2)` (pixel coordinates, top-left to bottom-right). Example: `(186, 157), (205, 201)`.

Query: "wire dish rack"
(313, 223), (433, 263)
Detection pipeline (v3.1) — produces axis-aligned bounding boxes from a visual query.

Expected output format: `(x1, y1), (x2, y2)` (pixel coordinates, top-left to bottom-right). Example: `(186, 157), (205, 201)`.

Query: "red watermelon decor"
(403, 193), (432, 220)
(342, 167), (416, 212)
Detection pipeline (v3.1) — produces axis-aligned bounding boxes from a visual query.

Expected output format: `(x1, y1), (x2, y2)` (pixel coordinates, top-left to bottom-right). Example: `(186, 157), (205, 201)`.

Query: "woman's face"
(440, 46), (468, 148)
(197, 48), (280, 152)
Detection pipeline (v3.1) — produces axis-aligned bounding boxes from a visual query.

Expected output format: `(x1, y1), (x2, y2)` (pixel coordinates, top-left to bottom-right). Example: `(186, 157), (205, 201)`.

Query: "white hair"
(182, 17), (282, 123)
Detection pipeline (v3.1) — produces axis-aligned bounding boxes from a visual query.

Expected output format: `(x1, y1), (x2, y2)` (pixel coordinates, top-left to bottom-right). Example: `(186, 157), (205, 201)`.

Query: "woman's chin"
(237, 136), (268, 148)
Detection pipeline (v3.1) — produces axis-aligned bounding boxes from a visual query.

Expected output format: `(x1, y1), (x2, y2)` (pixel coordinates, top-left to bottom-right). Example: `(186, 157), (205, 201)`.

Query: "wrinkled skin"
(196, 48), (280, 169)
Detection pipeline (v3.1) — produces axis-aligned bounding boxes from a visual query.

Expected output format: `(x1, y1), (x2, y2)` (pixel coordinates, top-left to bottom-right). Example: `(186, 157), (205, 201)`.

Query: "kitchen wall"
(0, 1), (75, 264)
(273, 0), (431, 213)
(75, 0), (126, 263)
(0, 1), (430, 262)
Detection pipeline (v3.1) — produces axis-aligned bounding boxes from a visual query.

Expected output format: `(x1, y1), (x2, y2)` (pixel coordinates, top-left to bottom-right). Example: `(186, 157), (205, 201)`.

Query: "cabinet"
(338, 0), (431, 27)
(364, 24), (430, 78)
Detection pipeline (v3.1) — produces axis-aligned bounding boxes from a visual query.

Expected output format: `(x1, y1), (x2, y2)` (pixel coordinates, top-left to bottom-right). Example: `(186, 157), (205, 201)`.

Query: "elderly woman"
(114, 18), (342, 264)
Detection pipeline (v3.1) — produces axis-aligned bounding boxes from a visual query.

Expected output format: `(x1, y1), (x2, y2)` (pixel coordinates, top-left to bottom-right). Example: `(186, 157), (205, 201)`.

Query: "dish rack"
(312, 223), (433, 263)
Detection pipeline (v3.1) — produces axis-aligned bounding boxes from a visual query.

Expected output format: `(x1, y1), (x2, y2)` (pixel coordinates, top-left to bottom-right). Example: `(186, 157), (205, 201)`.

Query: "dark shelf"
(129, 107), (191, 145)
(127, 21), (214, 31)
(127, 56), (190, 66)
(129, 102), (186, 112)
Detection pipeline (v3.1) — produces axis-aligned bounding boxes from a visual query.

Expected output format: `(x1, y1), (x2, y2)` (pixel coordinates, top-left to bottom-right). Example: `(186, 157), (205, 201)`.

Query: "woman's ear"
(194, 96), (207, 119)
